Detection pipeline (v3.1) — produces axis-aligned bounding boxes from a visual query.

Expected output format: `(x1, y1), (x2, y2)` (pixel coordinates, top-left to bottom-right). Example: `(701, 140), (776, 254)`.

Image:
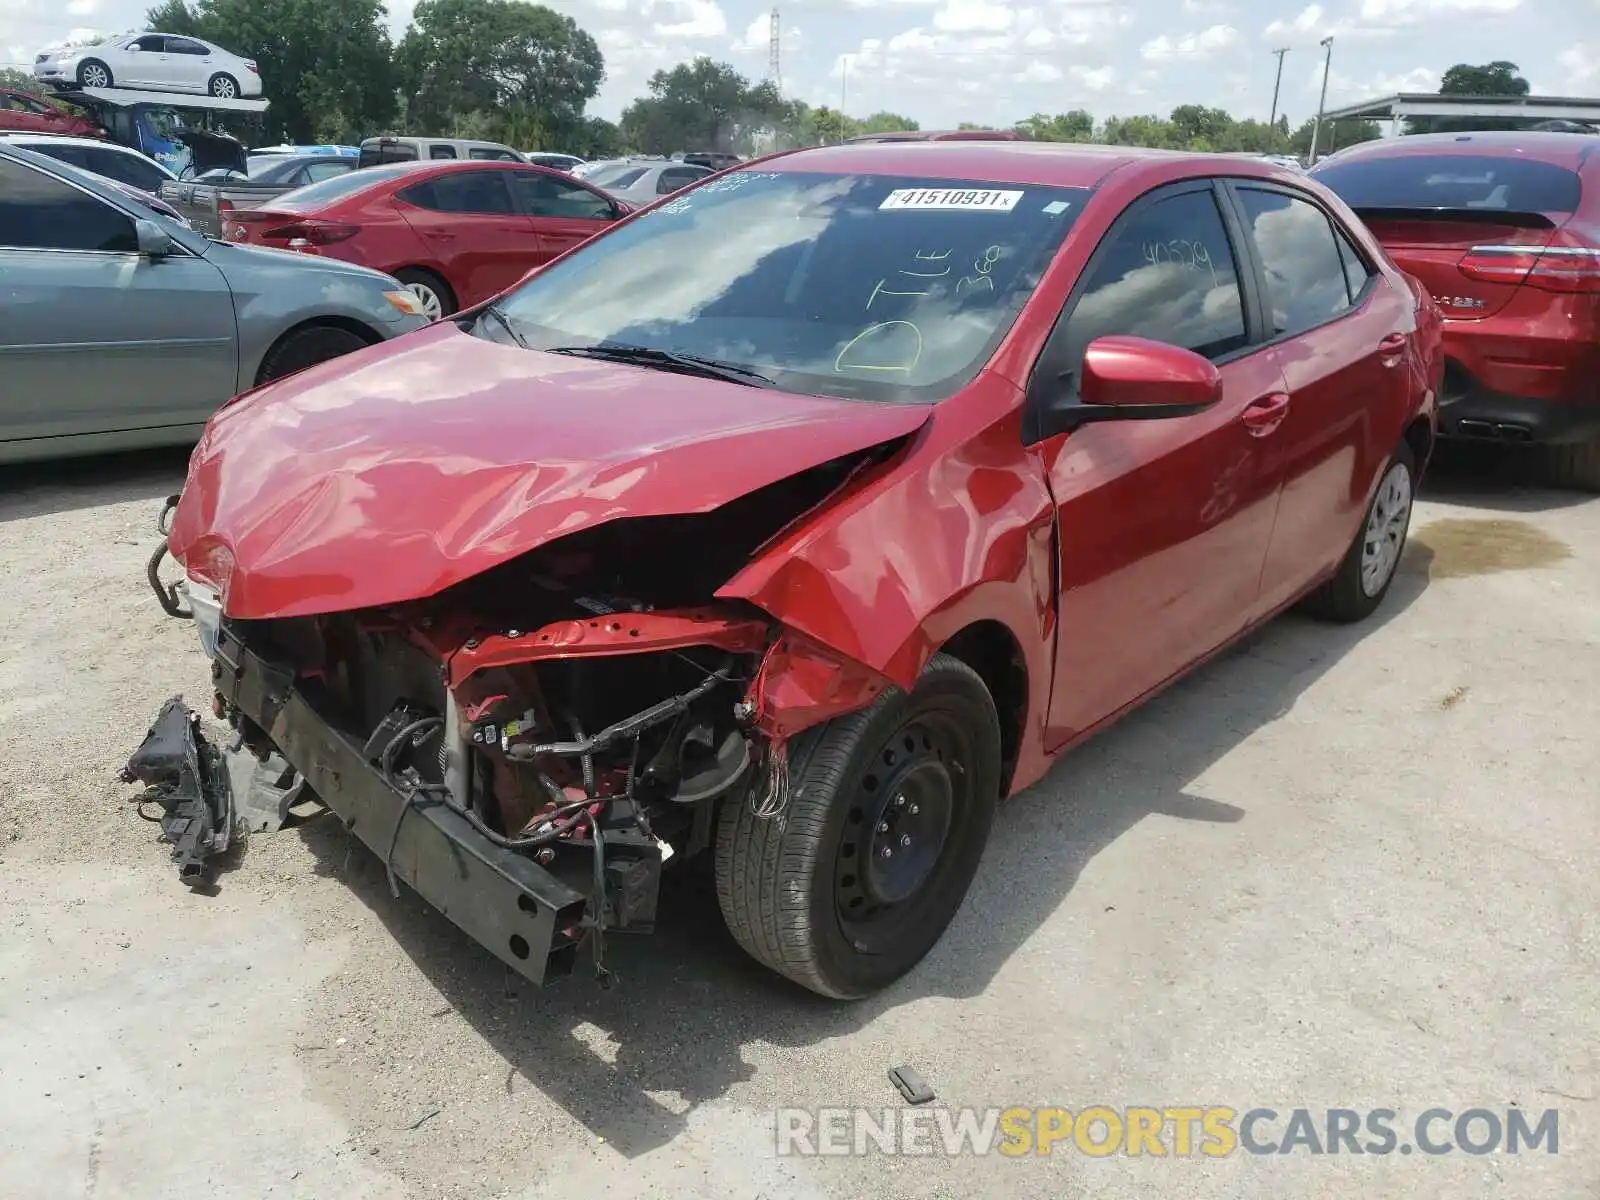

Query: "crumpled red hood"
(170, 321), (929, 620)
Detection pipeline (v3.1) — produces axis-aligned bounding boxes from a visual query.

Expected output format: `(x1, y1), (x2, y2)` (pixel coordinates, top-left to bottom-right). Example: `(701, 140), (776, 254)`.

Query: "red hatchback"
(156, 142), (1439, 998)
(1312, 132), (1600, 487)
(0, 89), (101, 138)
(222, 160), (627, 319)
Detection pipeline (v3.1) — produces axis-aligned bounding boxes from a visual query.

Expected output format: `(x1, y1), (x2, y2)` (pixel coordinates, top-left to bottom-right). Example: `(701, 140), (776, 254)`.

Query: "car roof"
(0, 132), (141, 154)
(759, 139), (1288, 190)
(1319, 130), (1600, 170)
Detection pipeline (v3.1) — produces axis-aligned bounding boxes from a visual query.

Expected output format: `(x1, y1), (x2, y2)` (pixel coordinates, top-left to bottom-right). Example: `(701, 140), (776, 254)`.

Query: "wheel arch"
(937, 619), (1029, 793)
(251, 316), (384, 388)
(1402, 414), (1434, 477)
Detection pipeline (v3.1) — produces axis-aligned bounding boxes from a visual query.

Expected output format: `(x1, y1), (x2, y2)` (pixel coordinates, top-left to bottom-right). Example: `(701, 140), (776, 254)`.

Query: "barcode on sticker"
(879, 188), (1023, 213)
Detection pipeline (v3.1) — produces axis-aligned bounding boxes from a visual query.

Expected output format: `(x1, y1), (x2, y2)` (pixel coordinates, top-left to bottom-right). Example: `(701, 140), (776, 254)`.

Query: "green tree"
(618, 58), (788, 154)
(0, 68), (51, 100)
(1407, 60), (1531, 133)
(146, 0), (395, 142)
(858, 111), (919, 134)
(397, 0), (602, 146)
(1014, 110), (1094, 142)
(1290, 116), (1382, 155)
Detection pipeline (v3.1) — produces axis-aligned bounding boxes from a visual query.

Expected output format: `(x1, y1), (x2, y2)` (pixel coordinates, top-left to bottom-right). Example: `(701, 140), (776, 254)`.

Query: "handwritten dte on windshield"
(835, 245), (1004, 375)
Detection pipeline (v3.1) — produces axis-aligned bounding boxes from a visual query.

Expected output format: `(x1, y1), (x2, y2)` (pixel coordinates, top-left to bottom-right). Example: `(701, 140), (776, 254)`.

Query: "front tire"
(207, 73), (239, 99)
(715, 653), (1001, 998)
(77, 59), (112, 89)
(1301, 442), (1417, 623)
(256, 325), (370, 385)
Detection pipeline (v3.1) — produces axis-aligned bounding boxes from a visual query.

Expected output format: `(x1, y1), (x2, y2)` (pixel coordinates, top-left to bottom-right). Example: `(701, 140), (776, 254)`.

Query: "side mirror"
(135, 218), (174, 259)
(1033, 335), (1222, 439)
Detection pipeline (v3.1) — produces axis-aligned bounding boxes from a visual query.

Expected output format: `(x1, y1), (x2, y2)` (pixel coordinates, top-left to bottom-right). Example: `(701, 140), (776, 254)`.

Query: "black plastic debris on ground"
(122, 696), (234, 887)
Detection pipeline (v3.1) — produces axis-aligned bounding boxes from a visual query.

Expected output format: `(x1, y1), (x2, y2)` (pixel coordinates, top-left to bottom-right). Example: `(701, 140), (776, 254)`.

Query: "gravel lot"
(1, 446), (1596, 1199)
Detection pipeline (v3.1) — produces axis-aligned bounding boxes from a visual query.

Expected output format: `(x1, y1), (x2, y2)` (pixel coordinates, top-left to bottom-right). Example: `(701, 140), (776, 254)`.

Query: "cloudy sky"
(3, 0), (1596, 129)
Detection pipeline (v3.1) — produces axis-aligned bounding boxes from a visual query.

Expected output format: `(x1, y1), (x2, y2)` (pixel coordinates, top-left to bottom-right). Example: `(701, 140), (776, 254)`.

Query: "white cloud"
(645, 0), (726, 39)
(1557, 44), (1598, 91)
(1017, 60), (1062, 82)
(1182, 0), (1234, 12)
(1357, 0), (1520, 24)
(1141, 24), (1238, 62)
(1310, 63), (1440, 103)
(63, 0), (99, 16)
(933, 0), (1014, 34)
(1072, 64), (1116, 90)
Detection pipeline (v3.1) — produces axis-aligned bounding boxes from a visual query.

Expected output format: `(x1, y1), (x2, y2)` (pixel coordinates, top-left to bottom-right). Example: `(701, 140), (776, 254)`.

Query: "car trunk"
(1312, 152), (1586, 321)
(1353, 210), (1561, 321)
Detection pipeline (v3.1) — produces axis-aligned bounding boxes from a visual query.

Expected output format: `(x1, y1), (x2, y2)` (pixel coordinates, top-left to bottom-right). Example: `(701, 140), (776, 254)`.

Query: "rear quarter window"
(1312, 154), (1582, 214)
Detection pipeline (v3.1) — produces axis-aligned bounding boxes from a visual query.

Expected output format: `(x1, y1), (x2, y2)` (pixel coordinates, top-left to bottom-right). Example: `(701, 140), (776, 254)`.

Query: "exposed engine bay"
(130, 447), (900, 986)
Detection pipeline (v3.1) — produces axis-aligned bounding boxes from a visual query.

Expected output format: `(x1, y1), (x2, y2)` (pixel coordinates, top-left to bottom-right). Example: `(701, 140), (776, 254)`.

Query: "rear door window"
(510, 171), (613, 219)
(1312, 154), (1582, 215)
(401, 170), (515, 215)
(84, 147), (169, 193)
(469, 147), (519, 161)
(1235, 188), (1352, 336)
(304, 160), (350, 183)
(429, 144), (457, 160)
(1062, 187), (1249, 369)
(1333, 225), (1370, 303)
(656, 167), (705, 194)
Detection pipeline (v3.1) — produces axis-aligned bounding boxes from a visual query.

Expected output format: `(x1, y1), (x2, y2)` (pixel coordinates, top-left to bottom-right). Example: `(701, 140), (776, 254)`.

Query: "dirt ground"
(1, 445), (1596, 1199)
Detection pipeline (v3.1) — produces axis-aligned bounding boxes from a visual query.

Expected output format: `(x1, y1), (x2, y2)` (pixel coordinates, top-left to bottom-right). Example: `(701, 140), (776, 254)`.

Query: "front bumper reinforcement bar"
(209, 625), (592, 986)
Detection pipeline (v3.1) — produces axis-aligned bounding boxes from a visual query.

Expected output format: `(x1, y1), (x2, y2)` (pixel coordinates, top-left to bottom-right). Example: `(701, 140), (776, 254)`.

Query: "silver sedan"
(0, 142), (429, 464)
(588, 159), (712, 206)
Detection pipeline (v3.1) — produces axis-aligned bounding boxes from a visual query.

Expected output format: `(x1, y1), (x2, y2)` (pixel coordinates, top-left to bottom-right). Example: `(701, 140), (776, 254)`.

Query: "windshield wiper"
(477, 303), (530, 349)
(544, 344), (776, 388)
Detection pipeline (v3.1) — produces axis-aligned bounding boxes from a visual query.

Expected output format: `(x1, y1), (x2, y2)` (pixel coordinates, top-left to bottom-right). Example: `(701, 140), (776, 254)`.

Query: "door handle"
(1241, 392), (1291, 437)
(1378, 332), (1407, 365)
(423, 231), (455, 241)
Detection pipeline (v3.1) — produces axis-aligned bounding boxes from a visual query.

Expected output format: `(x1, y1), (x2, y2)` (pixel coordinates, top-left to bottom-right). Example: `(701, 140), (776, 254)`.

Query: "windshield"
(484, 170), (1087, 404)
(270, 162), (422, 211)
(1313, 154), (1582, 215)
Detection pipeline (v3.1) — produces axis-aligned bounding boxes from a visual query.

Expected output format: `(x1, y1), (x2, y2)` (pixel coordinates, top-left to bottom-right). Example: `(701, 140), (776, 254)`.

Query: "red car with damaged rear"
(221, 159), (628, 320)
(1311, 131), (1600, 489)
(0, 89), (103, 138)
(134, 141), (1441, 999)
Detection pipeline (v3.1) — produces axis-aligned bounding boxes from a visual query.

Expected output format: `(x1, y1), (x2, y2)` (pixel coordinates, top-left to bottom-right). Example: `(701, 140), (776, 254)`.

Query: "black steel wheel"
(715, 652), (1001, 998)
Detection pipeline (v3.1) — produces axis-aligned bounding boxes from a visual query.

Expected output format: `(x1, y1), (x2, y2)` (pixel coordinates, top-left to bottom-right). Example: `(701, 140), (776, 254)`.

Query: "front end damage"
(133, 489), (894, 986)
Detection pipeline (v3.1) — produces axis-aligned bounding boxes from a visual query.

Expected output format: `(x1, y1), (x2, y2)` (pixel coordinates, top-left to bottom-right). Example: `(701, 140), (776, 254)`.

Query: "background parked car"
(0, 142), (427, 464)
(588, 159), (711, 205)
(223, 159), (628, 319)
(161, 152), (355, 237)
(0, 132), (175, 196)
(34, 32), (262, 98)
(357, 136), (523, 166)
(523, 152), (585, 172)
(1310, 131), (1600, 490)
(0, 88), (103, 137)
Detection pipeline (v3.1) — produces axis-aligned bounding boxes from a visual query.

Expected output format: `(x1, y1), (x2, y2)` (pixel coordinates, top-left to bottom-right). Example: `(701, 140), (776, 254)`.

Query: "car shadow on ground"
(0, 446), (191, 525)
(291, 541), (1435, 1159)
(1420, 442), (1593, 513)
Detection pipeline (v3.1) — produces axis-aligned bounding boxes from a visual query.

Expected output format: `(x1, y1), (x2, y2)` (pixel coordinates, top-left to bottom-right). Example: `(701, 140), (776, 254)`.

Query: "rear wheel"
(256, 325), (370, 385)
(393, 268), (454, 321)
(207, 73), (239, 99)
(1541, 436), (1600, 493)
(1301, 442), (1416, 623)
(714, 653), (1000, 998)
(77, 59), (112, 88)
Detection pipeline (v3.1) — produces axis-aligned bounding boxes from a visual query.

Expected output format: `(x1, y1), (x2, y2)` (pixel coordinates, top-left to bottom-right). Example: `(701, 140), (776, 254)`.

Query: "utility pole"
(768, 8), (781, 93)
(1268, 47), (1289, 128)
(1308, 36), (1334, 164)
(839, 55), (849, 142)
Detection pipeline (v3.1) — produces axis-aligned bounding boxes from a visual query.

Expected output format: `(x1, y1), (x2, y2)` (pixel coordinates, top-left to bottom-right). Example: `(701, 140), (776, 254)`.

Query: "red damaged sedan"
(134, 141), (1440, 999)
(221, 159), (628, 319)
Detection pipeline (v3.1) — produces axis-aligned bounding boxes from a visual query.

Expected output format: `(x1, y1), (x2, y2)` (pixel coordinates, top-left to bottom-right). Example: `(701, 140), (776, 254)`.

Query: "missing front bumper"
(128, 626), (654, 986)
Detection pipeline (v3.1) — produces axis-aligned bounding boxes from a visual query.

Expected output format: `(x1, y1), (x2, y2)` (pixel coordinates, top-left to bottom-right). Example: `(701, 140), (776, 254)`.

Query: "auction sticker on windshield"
(879, 188), (1024, 212)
